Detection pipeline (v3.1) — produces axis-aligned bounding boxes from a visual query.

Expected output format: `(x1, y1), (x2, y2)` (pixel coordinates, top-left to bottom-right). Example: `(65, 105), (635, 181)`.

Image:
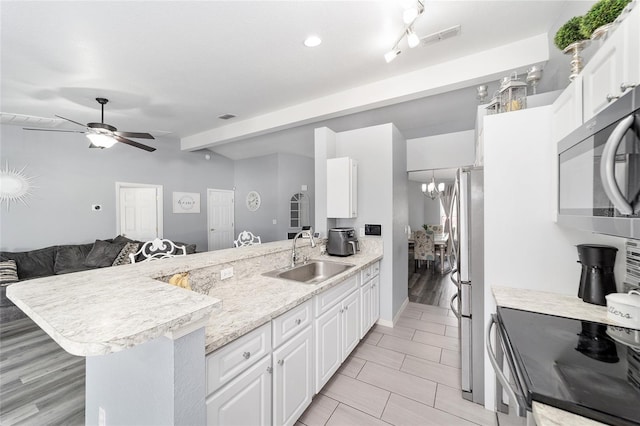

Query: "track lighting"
(407, 28), (420, 48)
(384, 0), (425, 62)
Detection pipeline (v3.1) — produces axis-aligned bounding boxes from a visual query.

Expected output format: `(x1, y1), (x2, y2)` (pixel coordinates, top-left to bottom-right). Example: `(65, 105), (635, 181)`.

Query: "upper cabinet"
(552, 2), (639, 139)
(327, 157), (357, 218)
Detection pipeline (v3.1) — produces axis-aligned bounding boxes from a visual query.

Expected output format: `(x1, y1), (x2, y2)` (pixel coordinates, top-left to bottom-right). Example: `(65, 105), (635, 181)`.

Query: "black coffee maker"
(577, 244), (618, 306)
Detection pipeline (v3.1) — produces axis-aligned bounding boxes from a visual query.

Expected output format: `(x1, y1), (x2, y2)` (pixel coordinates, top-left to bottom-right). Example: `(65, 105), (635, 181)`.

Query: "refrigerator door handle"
(450, 293), (460, 319)
(448, 178), (459, 263)
(449, 267), (460, 289)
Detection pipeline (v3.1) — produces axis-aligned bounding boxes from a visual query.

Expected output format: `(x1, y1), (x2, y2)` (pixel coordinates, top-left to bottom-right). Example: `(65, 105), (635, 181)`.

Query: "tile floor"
(296, 302), (497, 426)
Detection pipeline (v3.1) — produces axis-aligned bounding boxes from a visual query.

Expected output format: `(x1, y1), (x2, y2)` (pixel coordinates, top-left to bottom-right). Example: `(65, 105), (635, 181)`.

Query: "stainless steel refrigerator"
(449, 167), (484, 404)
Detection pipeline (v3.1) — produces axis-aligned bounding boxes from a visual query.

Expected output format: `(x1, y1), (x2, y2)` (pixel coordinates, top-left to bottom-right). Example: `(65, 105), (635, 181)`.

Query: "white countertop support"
(86, 327), (206, 426)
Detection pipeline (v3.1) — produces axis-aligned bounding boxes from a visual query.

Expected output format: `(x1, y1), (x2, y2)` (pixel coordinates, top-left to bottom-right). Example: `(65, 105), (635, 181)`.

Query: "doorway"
(116, 182), (163, 241)
(207, 189), (235, 251)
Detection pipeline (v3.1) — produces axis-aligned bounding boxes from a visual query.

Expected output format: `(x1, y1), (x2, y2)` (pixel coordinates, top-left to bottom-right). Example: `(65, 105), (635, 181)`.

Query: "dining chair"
(129, 238), (187, 263)
(426, 224), (444, 235)
(414, 229), (435, 270)
(234, 230), (262, 247)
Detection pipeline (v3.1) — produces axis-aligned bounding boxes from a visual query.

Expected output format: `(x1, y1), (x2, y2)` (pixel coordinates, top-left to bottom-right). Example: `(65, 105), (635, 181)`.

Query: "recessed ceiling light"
(304, 35), (322, 48)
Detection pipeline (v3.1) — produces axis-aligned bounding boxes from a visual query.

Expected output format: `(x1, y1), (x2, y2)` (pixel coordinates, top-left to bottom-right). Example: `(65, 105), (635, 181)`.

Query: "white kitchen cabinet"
(206, 355), (272, 426)
(327, 157), (357, 218)
(272, 325), (313, 426)
(551, 75), (583, 142)
(583, 3), (640, 121)
(314, 286), (361, 393)
(360, 262), (380, 338)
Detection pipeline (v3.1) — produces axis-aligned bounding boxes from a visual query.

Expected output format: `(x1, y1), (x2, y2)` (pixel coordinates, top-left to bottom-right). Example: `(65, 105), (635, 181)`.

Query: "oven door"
(486, 315), (534, 426)
(557, 94), (640, 239)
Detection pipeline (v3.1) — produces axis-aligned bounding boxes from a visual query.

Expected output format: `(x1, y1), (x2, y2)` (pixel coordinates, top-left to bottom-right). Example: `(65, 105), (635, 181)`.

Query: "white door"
(207, 189), (234, 251)
(341, 290), (360, 360)
(118, 185), (161, 241)
(315, 303), (342, 393)
(273, 326), (313, 426)
(206, 355), (272, 426)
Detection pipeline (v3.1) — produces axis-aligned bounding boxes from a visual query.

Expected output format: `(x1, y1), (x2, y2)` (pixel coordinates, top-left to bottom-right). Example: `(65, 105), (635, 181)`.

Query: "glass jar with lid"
(499, 72), (527, 112)
(485, 91), (501, 115)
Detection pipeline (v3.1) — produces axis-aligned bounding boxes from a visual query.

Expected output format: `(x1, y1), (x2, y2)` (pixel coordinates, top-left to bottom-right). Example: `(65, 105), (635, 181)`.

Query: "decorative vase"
(563, 40), (590, 82)
(591, 22), (615, 41)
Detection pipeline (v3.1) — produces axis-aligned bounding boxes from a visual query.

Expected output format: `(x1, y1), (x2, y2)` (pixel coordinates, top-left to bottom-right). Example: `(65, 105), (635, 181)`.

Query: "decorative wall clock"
(0, 162), (35, 210)
(246, 190), (261, 211)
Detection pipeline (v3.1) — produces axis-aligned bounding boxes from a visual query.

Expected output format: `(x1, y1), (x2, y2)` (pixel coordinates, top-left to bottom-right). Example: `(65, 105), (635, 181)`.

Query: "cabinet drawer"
(371, 261), (380, 277)
(360, 266), (372, 283)
(272, 299), (312, 348)
(206, 322), (272, 394)
(314, 275), (358, 316)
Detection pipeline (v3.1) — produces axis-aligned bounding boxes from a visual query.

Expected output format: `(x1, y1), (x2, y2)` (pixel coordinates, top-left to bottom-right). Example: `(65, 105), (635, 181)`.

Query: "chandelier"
(421, 171), (445, 200)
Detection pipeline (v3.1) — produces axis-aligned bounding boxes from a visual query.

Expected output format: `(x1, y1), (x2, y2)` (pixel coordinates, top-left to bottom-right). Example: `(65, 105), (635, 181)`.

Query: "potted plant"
(580, 0), (632, 40)
(554, 16), (590, 81)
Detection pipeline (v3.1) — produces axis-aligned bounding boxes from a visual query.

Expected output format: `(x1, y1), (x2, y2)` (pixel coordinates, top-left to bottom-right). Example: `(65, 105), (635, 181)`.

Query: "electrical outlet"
(98, 407), (106, 426)
(359, 227), (365, 237)
(220, 267), (234, 280)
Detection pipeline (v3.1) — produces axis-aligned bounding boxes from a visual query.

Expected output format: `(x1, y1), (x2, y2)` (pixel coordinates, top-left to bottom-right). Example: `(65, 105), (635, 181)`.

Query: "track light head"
(407, 28), (420, 48)
(384, 48), (401, 63)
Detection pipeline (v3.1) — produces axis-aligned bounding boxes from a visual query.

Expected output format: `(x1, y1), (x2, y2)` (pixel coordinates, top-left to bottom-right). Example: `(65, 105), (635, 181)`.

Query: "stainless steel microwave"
(558, 85), (639, 239)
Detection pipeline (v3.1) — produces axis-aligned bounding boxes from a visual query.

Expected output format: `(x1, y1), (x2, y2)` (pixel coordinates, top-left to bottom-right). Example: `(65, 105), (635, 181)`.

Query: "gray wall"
(408, 181), (443, 232)
(315, 123), (408, 324)
(0, 125), (234, 251)
(234, 152), (315, 243)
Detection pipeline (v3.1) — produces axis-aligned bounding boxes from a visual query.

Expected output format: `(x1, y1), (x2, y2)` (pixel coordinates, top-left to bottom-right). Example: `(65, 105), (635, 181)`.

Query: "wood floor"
(408, 258), (457, 307)
(0, 317), (85, 425)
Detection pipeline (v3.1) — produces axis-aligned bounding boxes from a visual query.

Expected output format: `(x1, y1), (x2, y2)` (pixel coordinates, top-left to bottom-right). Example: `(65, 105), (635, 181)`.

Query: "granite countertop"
(7, 238), (382, 357)
(202, 249), (382, 354)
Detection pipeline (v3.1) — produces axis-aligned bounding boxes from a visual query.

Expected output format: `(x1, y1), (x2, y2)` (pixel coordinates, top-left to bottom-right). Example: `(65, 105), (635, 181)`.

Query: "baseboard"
(376, 297), (409, 328)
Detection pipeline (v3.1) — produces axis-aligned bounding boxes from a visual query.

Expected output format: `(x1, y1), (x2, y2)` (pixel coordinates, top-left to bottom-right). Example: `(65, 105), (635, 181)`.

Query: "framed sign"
(172, 192), (200, 213)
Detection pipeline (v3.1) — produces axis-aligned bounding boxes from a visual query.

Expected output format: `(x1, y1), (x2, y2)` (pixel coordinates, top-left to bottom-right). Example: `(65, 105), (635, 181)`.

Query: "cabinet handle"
(242, 351), (251, 359)
(345, 306), (349, 311)
(620, 82), (637, 92)
(295, 318), (302, 325)
(267, 367), (272, 374)
(340, 308), (344, 313)
(278, 359), (284, 366)
(606, 93), (620, 103)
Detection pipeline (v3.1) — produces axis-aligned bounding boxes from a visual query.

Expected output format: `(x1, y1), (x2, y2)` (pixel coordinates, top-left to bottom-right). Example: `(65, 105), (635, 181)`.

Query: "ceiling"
(1, 1), (593, 159)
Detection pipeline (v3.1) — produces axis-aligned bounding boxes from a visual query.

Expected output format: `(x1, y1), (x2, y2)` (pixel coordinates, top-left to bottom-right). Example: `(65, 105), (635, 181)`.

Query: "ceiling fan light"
(407, 28), (420, 48)
(384, 48), (401, 63)
(87, 133), (116, 148)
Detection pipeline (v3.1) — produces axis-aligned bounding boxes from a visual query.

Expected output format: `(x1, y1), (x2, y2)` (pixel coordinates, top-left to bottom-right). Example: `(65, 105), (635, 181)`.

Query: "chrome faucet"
(291, 228), (316, 267)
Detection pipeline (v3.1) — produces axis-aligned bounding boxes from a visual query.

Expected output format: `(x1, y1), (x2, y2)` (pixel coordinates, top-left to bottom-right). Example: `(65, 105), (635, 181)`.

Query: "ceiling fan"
(24, 98), (156, 152)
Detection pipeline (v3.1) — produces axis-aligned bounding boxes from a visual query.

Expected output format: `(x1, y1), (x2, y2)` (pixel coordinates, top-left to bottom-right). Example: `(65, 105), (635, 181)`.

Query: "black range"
(496, 307), (640, 425)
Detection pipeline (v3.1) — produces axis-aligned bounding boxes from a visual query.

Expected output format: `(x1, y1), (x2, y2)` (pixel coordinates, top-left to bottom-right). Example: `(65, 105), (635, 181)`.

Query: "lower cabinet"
(206, 355), (272, 426)
(315, 288), (360, 393)
(273, 325), (313, 426)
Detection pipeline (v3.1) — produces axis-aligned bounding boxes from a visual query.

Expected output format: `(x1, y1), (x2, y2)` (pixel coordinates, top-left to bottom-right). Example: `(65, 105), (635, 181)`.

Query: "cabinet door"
(551, 76), (583, 142)
(327, 157), (357, 218)
(206, 355), (272, 426)
(341, 290), (361, 360)
(371, 275), (380, 325)
(583, 26), (626, 121)
(315, 303), (342, 393)
(273, 326), (313, 426)
(360, 282), (372, 339)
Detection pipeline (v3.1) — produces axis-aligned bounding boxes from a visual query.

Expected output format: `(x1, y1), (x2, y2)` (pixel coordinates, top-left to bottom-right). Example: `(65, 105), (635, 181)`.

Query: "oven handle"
(600, 114), (635, 215)
(486, 314), (521, 413)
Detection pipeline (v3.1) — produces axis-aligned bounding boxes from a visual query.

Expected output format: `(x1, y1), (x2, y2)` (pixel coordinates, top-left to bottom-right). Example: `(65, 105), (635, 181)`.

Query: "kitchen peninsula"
(7, 237), (383, 425)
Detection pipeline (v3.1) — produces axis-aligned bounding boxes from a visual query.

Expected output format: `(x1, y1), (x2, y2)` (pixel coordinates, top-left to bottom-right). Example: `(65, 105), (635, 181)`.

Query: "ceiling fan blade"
(114, 131), (155, 140)
(113, 135), (156, 152)
(54, 115), (88, 128)
(23, 127), (86, 134)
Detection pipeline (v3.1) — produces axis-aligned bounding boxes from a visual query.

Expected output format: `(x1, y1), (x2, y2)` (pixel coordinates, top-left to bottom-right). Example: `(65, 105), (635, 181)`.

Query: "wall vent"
(420, 25), (461, 46)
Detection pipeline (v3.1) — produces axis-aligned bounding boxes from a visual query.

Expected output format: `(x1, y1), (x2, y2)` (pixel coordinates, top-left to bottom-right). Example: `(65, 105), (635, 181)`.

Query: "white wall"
(0, 125), (234, 251)
(407, 130), (475, 172)
(315, 123), (408, 324)
(482, 105), (627, 410)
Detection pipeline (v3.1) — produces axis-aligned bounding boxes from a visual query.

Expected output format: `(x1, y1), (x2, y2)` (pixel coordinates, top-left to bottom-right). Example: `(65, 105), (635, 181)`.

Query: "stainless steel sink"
(263, 260), (355, 284)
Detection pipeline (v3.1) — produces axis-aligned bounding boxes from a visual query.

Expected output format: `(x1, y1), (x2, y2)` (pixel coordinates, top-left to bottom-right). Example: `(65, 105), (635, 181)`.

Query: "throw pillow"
(54, 244), (94, 274)
(0, 246), (56, 280)
(112, 242), (140, 266)
(0, 260), (18, 285)
(84, 240), (127, 268)
(113, 234), (136, 245)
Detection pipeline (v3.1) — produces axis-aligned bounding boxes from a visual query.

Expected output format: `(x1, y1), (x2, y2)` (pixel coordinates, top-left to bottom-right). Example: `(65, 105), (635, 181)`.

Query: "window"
(290, 193), (310, 229)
